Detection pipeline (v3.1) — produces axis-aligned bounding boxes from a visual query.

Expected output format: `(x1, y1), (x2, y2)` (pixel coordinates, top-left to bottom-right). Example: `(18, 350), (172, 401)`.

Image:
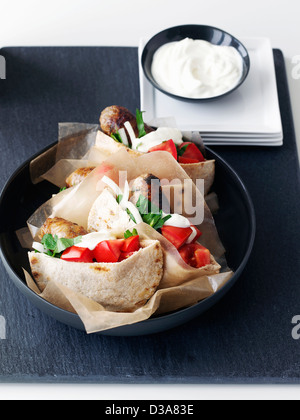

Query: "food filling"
(33, 229), (142, 264)
(33, 171), (212, 270)
(111, 109), (206, 163)
(101, 177), (211, 269)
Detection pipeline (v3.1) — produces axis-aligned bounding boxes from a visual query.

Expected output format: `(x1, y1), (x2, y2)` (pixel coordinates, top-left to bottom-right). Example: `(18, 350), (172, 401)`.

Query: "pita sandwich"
(94, 130), (215, 195)
(28, 239), (164, 313)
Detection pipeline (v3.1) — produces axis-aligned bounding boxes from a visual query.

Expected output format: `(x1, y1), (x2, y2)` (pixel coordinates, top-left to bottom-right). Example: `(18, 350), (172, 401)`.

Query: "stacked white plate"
(139, 37), (283, 146)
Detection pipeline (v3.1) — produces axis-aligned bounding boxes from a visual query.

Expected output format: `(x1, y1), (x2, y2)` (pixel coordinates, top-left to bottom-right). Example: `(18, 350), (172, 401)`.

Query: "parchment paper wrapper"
(23, 266), (232, 334)
(23, 123), (233, 334)
(30, 123), (100, 185)
(30, 122), (215, 196)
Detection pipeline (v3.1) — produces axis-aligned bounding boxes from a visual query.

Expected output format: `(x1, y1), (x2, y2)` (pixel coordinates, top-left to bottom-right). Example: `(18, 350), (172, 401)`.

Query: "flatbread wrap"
(29, 228), (164, 313)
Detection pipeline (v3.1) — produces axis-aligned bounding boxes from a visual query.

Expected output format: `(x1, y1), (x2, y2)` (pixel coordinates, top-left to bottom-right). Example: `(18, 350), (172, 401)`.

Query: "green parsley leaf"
(135, 194), (172, 231)
(176, 143), (189, 157)
(41, 234), (58, 251)
(111, 131), (123, 143)
(136, 194), (150, 214)
(136, 109), (147, 138)
(55, 238), (75, 254)
(126, 208), (137, 224)
(152, 214), (172, 231)
(124, 228), (138, 239)
(40, 234), (82, 258)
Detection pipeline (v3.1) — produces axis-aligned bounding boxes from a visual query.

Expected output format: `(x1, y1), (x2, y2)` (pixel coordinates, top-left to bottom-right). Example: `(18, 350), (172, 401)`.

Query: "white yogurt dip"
(151, 38), (243, 99)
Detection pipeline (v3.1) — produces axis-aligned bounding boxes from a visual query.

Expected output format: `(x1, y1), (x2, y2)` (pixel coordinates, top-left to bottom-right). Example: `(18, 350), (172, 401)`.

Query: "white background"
(0, 0), (300, 400)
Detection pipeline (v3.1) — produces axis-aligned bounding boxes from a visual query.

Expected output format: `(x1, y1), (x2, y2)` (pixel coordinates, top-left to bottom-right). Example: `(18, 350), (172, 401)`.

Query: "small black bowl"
(0, 143), (255, 336)
(142, 24), (250, 102)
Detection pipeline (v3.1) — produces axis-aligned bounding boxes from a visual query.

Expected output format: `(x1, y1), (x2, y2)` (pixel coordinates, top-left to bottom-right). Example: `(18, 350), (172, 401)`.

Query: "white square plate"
(139, 37), (283, 146)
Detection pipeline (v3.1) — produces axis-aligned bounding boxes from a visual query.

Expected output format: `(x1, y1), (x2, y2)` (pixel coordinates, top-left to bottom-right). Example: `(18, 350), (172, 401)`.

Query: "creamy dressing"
(163, 213), (197, 244)
(151, 38), (243, 99)
(74, 231), (117, 250)
(124, 123), (183, 153)
(163, 213), (191, 228)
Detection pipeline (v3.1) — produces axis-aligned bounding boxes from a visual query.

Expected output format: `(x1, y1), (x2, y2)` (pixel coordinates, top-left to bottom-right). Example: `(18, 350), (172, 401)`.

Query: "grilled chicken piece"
(100, 105), (154, 139)
(129, 174), (164, 210)
(65, 167), (96, 188)
(39, 217), (88, 240)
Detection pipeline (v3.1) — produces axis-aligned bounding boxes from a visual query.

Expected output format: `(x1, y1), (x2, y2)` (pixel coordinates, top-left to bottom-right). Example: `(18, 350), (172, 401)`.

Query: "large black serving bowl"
(0, 144), (255, 336)
(142, 24), (250, 102)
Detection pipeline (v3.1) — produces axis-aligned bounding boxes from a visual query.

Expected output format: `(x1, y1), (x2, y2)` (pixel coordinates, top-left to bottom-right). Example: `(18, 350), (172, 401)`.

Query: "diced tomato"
(194, 247), (211, 268)
(119, 251), (136, 262)
(93, 239), (124, 263)
(179, 243), (211, 268)
(161, 225), (193, 249)
(148, 139), (178, 160)
(121, 235), (140, 253)
(61, 246), (94, 263)
(178, 156), (200, 164)
(179, 142), (205, 162)
(178, 244), (193, 265)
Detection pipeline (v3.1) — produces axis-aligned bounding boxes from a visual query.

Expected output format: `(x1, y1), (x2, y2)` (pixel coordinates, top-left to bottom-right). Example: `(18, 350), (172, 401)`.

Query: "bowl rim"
(0, 142), (256, 334)
(141, 24), (251, 102)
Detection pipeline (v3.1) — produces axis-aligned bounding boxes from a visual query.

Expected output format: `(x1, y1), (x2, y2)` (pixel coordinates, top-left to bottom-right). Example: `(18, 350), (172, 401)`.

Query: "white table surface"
(0, 0), (299, 401)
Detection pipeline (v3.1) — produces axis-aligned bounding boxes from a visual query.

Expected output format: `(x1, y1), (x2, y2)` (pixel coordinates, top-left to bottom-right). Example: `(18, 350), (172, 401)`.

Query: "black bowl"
(142, 24), (250, 102)
(0, 144), (255, 336)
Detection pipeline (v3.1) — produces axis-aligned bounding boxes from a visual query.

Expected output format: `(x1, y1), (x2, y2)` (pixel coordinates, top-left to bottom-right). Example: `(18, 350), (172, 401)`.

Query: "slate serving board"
(0, 47), (299, 384)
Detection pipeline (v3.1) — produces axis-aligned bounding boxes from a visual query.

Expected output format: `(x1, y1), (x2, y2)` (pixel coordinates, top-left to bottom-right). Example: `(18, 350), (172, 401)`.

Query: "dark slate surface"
(0, 47), (299, 384)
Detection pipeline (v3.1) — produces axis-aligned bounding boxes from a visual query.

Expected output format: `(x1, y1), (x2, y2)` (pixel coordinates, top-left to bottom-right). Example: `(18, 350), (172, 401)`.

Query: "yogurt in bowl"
(151, 38), (244, 99)
(141, 25), (250, 102)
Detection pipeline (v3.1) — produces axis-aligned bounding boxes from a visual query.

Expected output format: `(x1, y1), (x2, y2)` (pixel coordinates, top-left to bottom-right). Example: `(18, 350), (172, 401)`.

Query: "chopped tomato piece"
(149, 139), (178, 160)
(178, 156), (201, 164)
(194, 247), (211, 268)
(179, 142), (205, 162)
(178, 244), (193, 265)
(121, 235), (140, 253)
(61, 246), (94, 263)
(93, 239), (124, 263)
(119, 251), (136, 261)
(179, 243), (211, 268)
(161, 225), (193, 249)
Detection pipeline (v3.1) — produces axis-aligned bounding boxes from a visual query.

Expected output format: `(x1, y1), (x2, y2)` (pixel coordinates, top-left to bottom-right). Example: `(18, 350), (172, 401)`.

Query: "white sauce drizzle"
(74, 231), (117, 250)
